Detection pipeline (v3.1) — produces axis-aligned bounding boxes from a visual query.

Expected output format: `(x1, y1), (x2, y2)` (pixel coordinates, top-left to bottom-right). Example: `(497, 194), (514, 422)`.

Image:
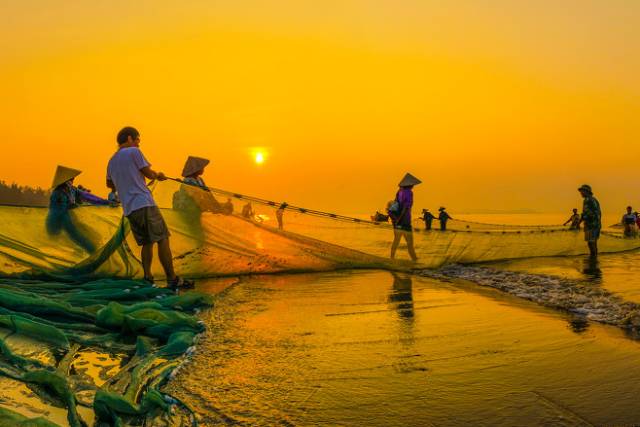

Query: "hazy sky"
(1, 0), (638, 213)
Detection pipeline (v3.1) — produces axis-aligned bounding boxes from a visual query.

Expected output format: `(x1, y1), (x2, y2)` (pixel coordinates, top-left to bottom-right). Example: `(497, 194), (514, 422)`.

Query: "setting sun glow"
(0, 1), (638, 213)
(254, 152), (265, 165)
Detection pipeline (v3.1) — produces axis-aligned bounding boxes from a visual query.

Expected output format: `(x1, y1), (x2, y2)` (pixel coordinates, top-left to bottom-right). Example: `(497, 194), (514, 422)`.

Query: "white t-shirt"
(107, 147), (156, 216)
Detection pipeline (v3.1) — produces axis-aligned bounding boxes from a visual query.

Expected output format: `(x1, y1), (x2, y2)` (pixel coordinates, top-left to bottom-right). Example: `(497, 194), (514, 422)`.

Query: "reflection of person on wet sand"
(582, 256), (602, 283)
(388, 272), (415, 320)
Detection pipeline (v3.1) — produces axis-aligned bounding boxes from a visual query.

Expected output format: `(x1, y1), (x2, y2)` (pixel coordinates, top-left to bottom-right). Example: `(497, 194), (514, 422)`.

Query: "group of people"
(419, 207), (452, 231)
(564, 197), (640, 241)
(47, 126), (296, 288)
(388, 179), (606, 261)
(48, 126), (196, 289)
(372, 205), (452, 231)
(44, 127), (621, 284)
(387, 173), (453, 262)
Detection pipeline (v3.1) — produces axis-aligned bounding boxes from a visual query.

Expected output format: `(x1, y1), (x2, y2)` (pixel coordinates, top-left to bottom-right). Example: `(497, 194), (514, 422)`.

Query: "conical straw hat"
(182, 156), (210, 177)
(398, 173), (422, 187)
(51, 165), (82, 189)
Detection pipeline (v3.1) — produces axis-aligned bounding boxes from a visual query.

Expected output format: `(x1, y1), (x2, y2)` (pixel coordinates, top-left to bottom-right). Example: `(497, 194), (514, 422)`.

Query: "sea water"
(166, 268), (640, 426)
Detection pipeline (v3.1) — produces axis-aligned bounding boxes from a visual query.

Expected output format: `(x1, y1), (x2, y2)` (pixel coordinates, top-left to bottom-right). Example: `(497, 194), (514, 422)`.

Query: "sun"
(249, 147), (268, 165)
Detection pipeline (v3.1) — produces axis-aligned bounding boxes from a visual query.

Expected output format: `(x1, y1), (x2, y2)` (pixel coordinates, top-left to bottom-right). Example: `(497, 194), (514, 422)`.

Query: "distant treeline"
(0, 181), (50, 207)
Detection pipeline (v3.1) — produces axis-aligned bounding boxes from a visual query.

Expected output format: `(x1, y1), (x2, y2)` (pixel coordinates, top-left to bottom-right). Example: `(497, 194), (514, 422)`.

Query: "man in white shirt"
(107, 126), (194, 289)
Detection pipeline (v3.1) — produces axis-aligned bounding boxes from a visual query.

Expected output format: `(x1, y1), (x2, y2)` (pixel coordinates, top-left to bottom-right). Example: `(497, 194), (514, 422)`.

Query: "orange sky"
(1, 0), (638, 213)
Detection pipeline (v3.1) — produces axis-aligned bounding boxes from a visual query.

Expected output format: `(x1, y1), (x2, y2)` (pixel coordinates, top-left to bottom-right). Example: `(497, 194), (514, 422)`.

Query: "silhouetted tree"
(0, 181), (50, 207)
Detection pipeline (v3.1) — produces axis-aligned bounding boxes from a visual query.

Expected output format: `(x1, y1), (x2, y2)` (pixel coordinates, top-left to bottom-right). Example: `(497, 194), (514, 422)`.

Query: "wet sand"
(488, 251), (640, 303)
(165, 270), (640, 426)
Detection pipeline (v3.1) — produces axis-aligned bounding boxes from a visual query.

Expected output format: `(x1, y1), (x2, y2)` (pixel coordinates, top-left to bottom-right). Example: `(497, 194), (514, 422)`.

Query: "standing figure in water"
(276, 202), (288, 230)
(421, 208), (435, 230)
(438, 207), (452, 231)
(578, 184), (601, 257)
(47, 166), (111, 253)
(107, 126), (194, 289)
(564, 208), (581, 230)
(621, 206), (638, 237)
(389, 173), (421, 262)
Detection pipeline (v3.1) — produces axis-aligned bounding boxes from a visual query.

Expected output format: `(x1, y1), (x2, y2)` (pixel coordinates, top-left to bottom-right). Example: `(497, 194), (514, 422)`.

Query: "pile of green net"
(0, 277), (213, 426)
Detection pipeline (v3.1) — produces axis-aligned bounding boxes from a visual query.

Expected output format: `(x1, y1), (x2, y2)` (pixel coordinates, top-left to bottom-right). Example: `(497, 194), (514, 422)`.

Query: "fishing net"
(3, 179), (638, 279)
(1, 179), (640, 425)
(0, 181), (393, 425)
(0, 276), (212, 426)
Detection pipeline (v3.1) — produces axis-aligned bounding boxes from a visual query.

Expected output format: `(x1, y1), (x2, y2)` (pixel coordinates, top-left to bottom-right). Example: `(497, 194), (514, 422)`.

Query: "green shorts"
(127, 206), (170, 246)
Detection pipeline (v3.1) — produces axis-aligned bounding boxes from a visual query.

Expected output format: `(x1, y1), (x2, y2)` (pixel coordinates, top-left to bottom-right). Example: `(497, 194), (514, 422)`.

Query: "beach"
(165, 266), (640, 426)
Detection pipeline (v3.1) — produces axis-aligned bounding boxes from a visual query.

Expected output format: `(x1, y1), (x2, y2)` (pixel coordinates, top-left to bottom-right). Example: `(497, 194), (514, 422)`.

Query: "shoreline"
(417, 264), (640, 333)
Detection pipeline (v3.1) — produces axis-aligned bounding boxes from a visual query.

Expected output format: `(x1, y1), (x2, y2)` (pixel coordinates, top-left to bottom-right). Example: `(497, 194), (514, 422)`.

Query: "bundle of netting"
(0, 277), (213, 426)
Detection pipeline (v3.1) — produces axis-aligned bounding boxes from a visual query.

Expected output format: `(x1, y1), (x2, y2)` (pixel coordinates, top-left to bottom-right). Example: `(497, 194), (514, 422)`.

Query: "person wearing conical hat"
(438, 207), (452, 231)
(182, 156), (210, 188)
(578, 184), (601, 257)
(47, 165), (111, 254)
(173, 155), (222, 214)
(421, 208), (436, 231)
(389, 173), (421, 262)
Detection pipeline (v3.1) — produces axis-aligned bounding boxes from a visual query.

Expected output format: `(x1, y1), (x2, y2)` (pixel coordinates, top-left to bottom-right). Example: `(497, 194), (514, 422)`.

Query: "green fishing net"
(0, 276), (211, 426)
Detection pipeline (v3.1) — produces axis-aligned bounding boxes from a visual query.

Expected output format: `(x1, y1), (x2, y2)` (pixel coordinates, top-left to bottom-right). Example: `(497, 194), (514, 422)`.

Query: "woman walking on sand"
(388, 173), (421, 262)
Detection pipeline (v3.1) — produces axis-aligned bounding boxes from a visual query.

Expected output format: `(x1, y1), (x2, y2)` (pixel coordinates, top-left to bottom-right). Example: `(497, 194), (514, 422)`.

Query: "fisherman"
(107, 126), (194, 289)
(183, 156), (209, 186)
(421, 209), (436, 230)
(107, 190), (120, 205)
(578, 184), (601, 257)
(106, 180), (120, 205)
(276, 202), (288, 230)
(621, 206), (638, 237)
(563, 208), (581, 230)
(173, 156), (222, 214)
(371, 210), (389, 223)
(47, 165), (111, 253)
(389, 173), (420, 262)
(438, 207), (452, 231)
(222, 198), (234, 215)
(242, 202), (255, 219)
